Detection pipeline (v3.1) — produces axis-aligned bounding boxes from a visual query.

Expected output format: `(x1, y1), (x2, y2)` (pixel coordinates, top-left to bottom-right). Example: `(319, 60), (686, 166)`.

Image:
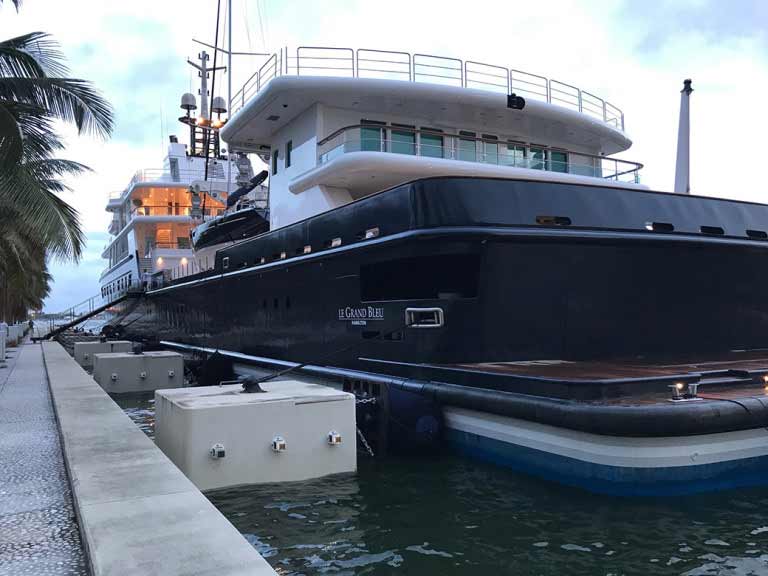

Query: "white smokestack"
(674, 79), (693, 194)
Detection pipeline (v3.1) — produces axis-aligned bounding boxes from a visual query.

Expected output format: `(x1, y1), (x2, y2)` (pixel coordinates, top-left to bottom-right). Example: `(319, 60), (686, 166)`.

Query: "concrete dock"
(1, 338), (276, 576)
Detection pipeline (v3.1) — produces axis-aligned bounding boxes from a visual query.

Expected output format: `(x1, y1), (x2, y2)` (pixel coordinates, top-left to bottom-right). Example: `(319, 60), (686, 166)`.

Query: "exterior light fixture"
(669, 382), (685, 401)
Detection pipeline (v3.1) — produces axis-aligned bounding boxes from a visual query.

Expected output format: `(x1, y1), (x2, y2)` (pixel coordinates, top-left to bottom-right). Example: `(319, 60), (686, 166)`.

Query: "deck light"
(364, 227), (380, 239)
(763, 375), (768, 384)
(669, 382), (685, 401)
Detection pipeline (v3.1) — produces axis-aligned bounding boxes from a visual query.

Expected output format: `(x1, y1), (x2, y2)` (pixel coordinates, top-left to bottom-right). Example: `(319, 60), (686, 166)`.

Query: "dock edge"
(41, 341), (276, 576)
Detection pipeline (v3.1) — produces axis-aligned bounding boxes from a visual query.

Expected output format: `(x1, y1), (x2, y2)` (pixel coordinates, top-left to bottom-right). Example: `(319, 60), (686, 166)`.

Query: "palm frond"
(0, 32), (66, 78)
(0, 159), (87, 261)
(0, 76), (113, 138)
(0, 101), (23, 168)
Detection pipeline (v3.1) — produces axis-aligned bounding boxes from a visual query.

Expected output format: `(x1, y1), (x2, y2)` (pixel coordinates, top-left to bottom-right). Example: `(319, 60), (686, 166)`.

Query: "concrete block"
(6, 324), (22, 346)
(93, 351), (184, 394)
(74, 340), (132, 368)
(155, 380), (356, 490)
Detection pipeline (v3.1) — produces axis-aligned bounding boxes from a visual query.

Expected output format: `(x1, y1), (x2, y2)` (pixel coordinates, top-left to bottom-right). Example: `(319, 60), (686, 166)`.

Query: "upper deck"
(222, 46), (638, 228)
(230, 47), (626, 131)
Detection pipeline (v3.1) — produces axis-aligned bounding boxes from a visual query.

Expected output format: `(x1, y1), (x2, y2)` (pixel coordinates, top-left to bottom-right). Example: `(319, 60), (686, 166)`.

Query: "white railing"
(166, 257), (215, 284)
(109, 168), (234, 204)
(231, 46), (625, 131)
(129, 168), (230, 187)
(317, 125), (642, 183)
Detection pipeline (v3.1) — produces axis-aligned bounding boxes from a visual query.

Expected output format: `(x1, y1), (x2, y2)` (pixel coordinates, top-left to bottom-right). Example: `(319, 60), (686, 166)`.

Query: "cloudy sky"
(1, 0), (766, 311)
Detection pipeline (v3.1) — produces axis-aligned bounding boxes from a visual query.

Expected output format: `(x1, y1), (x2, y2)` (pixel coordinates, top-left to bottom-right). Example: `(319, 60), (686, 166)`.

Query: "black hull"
(112, 177), (768, 436)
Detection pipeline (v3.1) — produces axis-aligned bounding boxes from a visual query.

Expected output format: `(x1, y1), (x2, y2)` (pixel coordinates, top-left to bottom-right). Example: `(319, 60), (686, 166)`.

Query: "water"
(113, 393), (155, 438)
(119, 400), (768, 575)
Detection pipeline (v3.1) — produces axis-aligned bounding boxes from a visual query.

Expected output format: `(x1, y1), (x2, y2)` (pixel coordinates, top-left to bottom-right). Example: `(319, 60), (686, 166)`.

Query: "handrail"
(316, 124), (642, 183)
(230, 46), (625, 131)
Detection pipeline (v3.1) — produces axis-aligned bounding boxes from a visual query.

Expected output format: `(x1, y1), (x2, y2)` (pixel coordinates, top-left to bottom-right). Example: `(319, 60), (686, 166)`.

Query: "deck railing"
(129, 168), (230, 187)
(130, 204), (193, 218)
(317, 125), (642, 183)
(108, 168), (234, 205)
(231, 46), (625, 131)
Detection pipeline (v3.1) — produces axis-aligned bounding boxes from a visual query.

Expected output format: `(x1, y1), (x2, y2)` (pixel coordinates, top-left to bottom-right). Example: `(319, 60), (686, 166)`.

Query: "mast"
(227, 0), (233, 197)
(188, 51), (212, 121)
(674, 78), (693, 194)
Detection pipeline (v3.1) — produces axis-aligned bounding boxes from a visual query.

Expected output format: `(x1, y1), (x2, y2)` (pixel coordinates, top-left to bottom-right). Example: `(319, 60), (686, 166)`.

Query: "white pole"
(674, 78), (693, 194)
(226, 0), (233, 197)
(199, 51), (210, 121)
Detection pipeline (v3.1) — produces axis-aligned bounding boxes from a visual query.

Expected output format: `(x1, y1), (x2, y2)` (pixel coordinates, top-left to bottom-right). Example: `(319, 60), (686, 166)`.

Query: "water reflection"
(207, 458), (768, 575)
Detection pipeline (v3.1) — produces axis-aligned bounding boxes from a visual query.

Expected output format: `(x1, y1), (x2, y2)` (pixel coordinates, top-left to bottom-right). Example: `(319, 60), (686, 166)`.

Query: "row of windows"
(222, 227), (379, 271)
(358, 120), (569, 173)
(101, 273), (133, 299)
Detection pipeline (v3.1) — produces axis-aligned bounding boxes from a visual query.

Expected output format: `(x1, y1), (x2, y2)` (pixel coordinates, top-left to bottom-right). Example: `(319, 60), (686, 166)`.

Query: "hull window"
(530, 147), (546, 170)
(459, 131), (476, 162)
(391, 124), (416, 155)
(550, 150), (568, 173)
(285, 140), (292, 167)
(421, 129), (444, 158)
(361, 254), (480, 301)
(482, 134), (498, 164)
(271, 149), (279, 175)
(504, 142), (526, 167)
(361, 119), (386, 152)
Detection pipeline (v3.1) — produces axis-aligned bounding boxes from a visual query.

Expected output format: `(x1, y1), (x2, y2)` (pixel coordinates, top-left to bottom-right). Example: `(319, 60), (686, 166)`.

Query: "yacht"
(109, 46), (768, 496)
(100, 51), (266, 298)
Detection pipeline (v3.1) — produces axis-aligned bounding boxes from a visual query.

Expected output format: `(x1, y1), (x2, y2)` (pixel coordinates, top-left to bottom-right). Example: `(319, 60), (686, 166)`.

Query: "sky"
(1, 0), (766, 311)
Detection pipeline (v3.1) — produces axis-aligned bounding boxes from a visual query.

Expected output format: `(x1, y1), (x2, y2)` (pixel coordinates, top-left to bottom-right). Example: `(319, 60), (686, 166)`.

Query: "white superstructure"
(221, 46), (644, 230)
(100, 51), (244, 298)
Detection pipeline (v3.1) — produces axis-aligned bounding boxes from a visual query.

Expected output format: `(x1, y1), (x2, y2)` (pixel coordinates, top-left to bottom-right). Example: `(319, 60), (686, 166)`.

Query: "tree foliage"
(0, 14), (113, 322)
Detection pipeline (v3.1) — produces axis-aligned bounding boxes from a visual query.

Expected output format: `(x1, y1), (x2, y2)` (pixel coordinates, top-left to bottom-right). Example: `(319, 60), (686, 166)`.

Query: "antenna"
(674, 79), (693, 194)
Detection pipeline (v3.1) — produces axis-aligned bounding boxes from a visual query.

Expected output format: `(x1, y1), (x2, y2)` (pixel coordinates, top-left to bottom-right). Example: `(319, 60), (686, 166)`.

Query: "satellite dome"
(180, 93), (197, 111)
(212, 96), (227, 114)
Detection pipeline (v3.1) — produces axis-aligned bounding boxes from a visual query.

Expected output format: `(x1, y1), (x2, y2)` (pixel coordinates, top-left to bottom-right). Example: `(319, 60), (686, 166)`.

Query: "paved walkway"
(0, 342), (88, 575)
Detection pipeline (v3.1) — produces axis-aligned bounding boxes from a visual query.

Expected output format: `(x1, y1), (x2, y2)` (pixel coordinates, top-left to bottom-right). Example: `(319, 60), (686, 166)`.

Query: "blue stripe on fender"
(445, 428), (768, 496)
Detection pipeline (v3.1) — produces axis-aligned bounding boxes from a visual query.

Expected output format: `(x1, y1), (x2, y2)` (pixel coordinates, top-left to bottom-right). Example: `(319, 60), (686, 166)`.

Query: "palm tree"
(0, 5), (114, 321)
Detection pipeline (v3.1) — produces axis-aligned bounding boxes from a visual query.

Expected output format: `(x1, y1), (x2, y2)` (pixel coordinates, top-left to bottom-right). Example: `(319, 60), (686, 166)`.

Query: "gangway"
(34, 284), (144, 341)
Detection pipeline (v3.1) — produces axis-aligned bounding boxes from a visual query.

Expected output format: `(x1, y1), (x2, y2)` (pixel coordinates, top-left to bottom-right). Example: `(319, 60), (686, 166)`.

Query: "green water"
(118, 398), (768, 575)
